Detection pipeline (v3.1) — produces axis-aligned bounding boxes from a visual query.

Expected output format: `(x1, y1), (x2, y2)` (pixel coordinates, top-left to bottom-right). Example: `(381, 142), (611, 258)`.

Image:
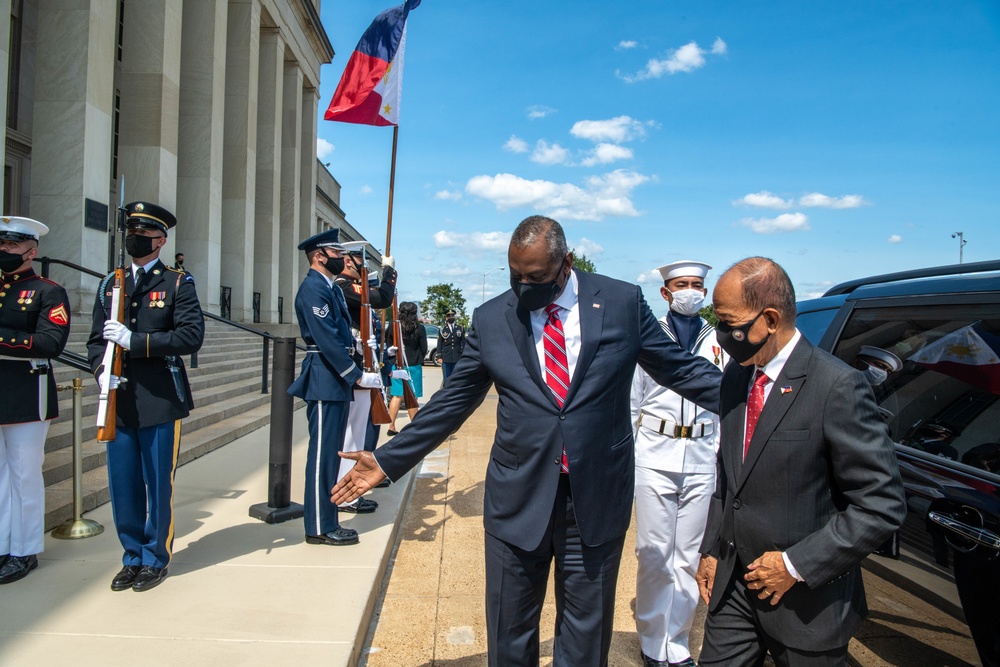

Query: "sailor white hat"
(0, 216), (49, 242)
(858, 345), (903, 373)
(656, 260), (712, 282)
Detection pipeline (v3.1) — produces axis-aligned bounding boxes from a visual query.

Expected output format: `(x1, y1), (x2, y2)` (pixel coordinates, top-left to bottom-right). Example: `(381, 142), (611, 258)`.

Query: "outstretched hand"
(331, 451), (386, 505)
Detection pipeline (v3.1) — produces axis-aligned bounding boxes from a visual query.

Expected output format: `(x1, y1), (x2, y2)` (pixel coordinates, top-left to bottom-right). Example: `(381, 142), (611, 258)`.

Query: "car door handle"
(928, 511), (1000, 551)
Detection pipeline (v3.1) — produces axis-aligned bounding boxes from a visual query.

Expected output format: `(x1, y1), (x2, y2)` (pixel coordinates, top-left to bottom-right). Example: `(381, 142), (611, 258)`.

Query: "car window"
(831, 302), (1000, 477)
(425, 325), (440, 337)
(796, 308), (840, 345)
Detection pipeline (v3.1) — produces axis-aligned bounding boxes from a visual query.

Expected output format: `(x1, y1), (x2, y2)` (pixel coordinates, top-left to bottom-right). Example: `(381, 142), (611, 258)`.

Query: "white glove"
(98, 374), (122, 392)
(357, 372), (383, 389)
(367, 335), (378, 352)
(103, 320), (132, 350)
(387, 345), (398, 355)
(391, 369), (411, 380)
(383, 255), (395, 269)
(354, 337), (364, 355)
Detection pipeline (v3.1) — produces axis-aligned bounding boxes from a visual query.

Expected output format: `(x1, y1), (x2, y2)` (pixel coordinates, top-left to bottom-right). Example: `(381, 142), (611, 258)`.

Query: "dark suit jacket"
(700, 336), (906, 650)
(375, 270), (722, 551)
(88, 260), (204, 428)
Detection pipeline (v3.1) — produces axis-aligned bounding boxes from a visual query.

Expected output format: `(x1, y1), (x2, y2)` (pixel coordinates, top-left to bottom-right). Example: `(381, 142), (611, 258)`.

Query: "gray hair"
(510, 216), (568, 264)
(727, 256), (797, 320)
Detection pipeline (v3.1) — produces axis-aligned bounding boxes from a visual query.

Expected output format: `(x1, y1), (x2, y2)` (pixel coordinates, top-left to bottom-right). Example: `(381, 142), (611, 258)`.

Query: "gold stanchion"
(52, 377), (104, 539)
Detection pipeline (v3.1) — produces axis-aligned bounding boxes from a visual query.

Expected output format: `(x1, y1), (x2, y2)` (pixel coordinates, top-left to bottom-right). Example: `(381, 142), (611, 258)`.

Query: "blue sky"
(316, 1), (1000, 312)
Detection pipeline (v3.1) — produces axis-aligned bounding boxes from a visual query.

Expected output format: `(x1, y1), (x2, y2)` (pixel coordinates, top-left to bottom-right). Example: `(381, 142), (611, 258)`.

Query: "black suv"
(796, 259), (1000, 666)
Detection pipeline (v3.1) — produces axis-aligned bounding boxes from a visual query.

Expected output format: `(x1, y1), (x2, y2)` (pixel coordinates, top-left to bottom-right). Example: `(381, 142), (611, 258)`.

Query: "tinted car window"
(795, 308), (840, 346)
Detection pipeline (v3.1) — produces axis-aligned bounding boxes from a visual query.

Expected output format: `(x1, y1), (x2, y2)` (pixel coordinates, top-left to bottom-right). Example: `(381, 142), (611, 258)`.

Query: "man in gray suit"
(695, 257), (906, 666)
(334, 216), (722, 667)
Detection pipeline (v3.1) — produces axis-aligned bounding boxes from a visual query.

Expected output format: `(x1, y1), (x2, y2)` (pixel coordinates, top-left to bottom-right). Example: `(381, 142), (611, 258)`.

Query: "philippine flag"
(909, 324), (1000, 394)
(324, 0), (421, 127)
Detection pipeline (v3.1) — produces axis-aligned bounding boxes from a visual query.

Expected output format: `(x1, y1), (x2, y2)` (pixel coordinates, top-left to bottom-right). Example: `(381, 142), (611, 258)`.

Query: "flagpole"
(385, 125), (399, 256)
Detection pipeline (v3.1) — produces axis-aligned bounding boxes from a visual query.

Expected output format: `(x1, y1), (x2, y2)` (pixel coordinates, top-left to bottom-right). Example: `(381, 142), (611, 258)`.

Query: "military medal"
(18, 290), (34, 305)
(712, 345), (722, 365)
(150, 291), (166, 308)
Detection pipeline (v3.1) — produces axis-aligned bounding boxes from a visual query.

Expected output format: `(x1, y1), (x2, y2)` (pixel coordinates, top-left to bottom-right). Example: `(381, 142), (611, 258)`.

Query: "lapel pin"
(592, 303), (601, 309)
(781, 386), (793, 395)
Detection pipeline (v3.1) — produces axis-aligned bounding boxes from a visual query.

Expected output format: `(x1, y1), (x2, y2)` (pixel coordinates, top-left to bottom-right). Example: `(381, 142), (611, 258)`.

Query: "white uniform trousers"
(634, 466), (715, 663)
(338, 390), (372, 485)
(0, 421), (50, 557)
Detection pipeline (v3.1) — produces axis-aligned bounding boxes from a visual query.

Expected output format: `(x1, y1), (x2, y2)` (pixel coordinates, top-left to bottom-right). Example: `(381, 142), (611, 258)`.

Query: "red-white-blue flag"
(909, 324), (1000, 394)
(324, 0), (421, 127)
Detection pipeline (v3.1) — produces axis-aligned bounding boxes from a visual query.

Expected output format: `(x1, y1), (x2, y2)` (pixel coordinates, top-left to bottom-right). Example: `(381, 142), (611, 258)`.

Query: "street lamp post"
(951, 232), (967, 264)
(482, 266), (505, 304)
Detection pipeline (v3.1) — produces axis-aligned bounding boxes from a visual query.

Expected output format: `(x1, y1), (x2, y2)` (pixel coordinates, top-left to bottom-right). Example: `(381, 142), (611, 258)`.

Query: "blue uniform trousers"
(304, 399), (350, 536)
(106, 421), (181, 569)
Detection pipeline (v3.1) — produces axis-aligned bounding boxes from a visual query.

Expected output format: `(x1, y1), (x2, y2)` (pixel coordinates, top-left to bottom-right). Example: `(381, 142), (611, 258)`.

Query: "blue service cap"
(298, 227), (344, 253)
(125, 202), (176, 234)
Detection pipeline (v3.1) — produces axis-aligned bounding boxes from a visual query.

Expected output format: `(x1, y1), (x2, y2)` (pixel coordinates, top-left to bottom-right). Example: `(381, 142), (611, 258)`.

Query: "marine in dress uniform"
(86, 202), (204, 592)
(288, 229), (383, 546)
(438, 309), (465, 383)
(0, 217), (71, 584)
(630, 260), (726, 667)
(334, 243), (396, 507)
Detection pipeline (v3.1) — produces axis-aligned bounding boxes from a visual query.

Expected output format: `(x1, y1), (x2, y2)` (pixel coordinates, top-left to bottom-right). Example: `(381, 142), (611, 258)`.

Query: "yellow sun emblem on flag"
(946, 342), (978, 359)
(382, 63), (392, 84)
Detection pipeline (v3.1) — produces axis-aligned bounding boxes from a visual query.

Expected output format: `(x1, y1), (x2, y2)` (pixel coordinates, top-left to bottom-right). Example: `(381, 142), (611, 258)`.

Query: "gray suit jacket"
(700, 336), (905, 650)
(375, 270), (722, 551)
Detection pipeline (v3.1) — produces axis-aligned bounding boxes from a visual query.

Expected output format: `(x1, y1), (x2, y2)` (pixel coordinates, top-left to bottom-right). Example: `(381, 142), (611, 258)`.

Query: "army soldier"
(334, 244), (396, 507)
(438, 308), (465, 383)
(0, 217), (70, 584)
(289, 228), (382, 546)
(87, 202), (204, 592)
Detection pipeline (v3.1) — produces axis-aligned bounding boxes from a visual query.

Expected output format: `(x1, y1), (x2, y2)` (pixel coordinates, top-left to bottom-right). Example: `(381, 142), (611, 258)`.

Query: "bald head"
(718, 257), (796, 321)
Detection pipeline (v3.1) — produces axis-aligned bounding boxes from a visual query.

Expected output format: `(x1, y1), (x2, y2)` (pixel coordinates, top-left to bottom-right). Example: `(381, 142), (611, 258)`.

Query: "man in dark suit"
(88, 202), (204, 592)
(438, 308), (465, 383)
(695, 257), (906, 666)
(333, 216), (722, 667)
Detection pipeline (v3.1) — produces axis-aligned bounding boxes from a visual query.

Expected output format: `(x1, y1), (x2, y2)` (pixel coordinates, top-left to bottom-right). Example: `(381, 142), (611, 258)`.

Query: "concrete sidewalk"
(0, 370), (442, 666)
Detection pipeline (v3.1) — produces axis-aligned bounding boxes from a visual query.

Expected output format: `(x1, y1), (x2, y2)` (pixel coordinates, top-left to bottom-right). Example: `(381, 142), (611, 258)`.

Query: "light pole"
(482, 266), (505, 304)
(951, 232), (967, 264)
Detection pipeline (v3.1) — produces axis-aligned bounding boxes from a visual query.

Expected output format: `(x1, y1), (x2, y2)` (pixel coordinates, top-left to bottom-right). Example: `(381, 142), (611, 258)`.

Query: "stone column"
(177, 0), (227, 312)
(278, 61), (303, 325)
(0, 2), (9, 183)
(296, 86), (320, 323)
(29, 0), (117, 311)
(252, 27), (282, 324)
(222, 0), (260, 322)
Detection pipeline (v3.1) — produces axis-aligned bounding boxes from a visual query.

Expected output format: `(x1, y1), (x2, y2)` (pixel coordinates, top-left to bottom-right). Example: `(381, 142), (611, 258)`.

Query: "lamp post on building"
(483, 266), (505, 304)
(951, 232), (967, 264)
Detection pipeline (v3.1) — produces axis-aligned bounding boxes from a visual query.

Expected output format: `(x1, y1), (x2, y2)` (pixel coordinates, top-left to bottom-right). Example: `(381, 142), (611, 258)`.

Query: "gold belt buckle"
(674, 424), (691, 438)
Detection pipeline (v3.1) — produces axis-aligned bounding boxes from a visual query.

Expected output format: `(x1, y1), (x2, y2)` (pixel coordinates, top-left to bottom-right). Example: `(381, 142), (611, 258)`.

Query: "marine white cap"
(656, 260), (712, 282)
(0, 216), (49, 241)
(858, 345), (903, 372)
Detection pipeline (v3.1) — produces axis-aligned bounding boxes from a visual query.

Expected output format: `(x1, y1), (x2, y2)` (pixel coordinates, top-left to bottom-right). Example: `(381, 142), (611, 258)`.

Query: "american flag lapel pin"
(592, 303), (601, 308)
(780, 386), (793, 395)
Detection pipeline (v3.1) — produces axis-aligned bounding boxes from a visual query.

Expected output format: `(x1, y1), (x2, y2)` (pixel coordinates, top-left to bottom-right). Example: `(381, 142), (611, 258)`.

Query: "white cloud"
(360, 185), (373, 195)
(711, 37), (728, 55)
(581, 143), (634, 167)
(419, 263), (472, 279)
(617, 40), (638, 50)
(435, 190), (462, 201)
(571, 116), (650, 143)
(433, 230), (511, 252)
(531, 140), (571, 165)
(739, 212), (810, 234)
(504, 135), (529, 153)
(317, 138), (334, 160)
(734, 191), (793, 209)
(466, 169), (651, 221)
(621, 40), (720, 82)
(799, 192), (867, 208)
(527, 105), (556, 120)
(636, 269), (663, 285)
(888, 234), (903, 244)
(572, 237), (604, 258)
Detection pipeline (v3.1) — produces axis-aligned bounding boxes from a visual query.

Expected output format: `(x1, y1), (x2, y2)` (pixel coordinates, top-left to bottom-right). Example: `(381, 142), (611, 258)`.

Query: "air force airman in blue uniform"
(87, 202), (204, 592)
(289, 228), (382, 546)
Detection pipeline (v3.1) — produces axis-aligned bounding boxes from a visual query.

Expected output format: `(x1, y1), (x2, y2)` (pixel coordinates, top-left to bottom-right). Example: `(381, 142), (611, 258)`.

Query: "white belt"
(637, 411), (714, 439)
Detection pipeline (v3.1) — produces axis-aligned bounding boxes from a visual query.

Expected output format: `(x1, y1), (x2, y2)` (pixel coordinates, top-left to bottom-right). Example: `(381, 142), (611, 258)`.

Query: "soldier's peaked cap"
(125, 202), (176, 234)
(298, 227), (344, 253)
(0, 216), (49, 241)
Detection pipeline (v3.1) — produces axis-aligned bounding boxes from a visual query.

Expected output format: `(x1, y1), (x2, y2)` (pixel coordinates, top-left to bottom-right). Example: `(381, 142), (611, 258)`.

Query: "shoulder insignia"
(48, 304), (70, 326)
(312, 304), (330, 319)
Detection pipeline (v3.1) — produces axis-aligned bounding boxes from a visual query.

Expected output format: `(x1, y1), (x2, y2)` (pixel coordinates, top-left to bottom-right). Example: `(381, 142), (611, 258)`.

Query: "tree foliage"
(573, 252), (596, 273)
(699, 304), (718, 327)
(422, 283), (468, 325)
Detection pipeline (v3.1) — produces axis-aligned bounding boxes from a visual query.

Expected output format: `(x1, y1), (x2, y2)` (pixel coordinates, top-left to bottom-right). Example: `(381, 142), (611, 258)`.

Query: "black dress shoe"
(305, 527), (359, 546)
(0, 554), (8, 570)
(131, 566), (168, 592)
(640, 653), (669, 667)
(387, 429), (398, 436)
(340, 497), (378, 513)
(669, 659), (695, 667)
(0, 555), (38, 584)
(110, 565), (142, 591)
(375, 478), (392, 488)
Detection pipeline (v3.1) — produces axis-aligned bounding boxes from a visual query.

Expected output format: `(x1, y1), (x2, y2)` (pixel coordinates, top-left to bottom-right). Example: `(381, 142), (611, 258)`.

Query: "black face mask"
(125, 234), (158, 258)
(510, 270), (565, 312)
(0, 250), (28, 274)
(324, 256), (345, 275)
(716, 310), (770, 364)
(446, 317), (455, 323)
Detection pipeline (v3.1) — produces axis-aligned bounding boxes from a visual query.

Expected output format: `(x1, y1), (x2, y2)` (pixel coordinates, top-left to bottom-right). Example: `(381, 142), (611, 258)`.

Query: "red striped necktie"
(743, 370), (769, 461)
(544, 304), (570, 473)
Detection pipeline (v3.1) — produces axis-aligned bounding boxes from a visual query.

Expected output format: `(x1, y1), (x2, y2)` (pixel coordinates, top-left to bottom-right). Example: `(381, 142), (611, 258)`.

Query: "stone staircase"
(43, 317), (303, 531)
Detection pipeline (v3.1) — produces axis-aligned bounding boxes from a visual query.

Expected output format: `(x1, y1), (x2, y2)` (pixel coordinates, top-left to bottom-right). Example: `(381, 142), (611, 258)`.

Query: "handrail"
(54, 350), (92, 374)
(35, 257), (104, 280)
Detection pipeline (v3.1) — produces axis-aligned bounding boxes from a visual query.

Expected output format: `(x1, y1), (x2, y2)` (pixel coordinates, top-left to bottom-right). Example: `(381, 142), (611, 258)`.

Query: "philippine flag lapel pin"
(780, 386), (793, 395)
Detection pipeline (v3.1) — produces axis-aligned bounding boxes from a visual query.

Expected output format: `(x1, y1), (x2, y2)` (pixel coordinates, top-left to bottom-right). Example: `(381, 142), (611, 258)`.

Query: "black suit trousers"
(484, 475), (625, 667)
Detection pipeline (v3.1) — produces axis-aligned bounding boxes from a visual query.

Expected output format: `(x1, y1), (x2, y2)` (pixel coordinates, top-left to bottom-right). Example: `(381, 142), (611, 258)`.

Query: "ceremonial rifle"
(391, 295), (420, 410)
(358, 248), (393, 425)
(96, 177), (128, 442)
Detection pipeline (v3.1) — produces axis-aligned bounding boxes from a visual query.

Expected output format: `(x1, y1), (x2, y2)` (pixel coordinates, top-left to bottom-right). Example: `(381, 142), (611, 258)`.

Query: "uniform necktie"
(134, 267), (145, 290)
(744, 370), (769, 461)
(543, 304), (570, 473)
